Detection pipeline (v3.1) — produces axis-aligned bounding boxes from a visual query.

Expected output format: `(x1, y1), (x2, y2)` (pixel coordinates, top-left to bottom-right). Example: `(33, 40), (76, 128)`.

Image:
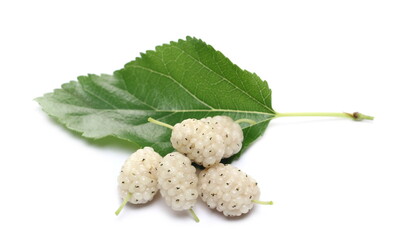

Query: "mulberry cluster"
(116, 115), (271, 220)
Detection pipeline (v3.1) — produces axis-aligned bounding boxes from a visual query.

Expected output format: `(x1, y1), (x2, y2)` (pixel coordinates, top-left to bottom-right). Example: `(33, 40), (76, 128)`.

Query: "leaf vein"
(118, 72), (159, 111)
(130, 65), (214, 109)
(171, 45), (274, 113)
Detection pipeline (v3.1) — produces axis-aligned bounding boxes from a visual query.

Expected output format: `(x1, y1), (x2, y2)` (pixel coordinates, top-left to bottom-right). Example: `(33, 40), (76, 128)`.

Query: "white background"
(1, 0), (395, 239)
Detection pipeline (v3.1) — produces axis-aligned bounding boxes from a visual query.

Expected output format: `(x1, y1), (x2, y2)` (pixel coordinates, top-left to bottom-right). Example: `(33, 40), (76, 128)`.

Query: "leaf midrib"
(47, 100), (276, 117)
(59, 76), (276, 118)
(58, 81), (276, 117)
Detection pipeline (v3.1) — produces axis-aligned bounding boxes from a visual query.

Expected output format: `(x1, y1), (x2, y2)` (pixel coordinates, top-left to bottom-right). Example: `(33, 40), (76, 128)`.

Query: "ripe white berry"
(157, 152), (199, 211)
(201, 116), (244, 158)
(198, 163), (260, 217)
(170, 116), (243, 167)
(118, 147), (162, 204)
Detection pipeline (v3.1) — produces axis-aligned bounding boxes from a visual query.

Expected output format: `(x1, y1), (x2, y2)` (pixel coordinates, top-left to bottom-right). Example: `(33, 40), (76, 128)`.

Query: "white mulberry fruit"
(117, 147), (162, 204)
(157, 152), (199, 211)
(198, 163), (260, 217)
(170, 116), (243, 167)
(201, 116), (244, 158)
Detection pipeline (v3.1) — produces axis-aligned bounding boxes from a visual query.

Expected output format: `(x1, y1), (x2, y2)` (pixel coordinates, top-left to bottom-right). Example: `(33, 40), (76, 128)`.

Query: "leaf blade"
(36, 37), (275, 161)
(124, 37), (274, 113)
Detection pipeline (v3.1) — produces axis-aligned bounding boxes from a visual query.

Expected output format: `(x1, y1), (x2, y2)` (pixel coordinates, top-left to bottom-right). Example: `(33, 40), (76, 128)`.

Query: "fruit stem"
(252, 200), (274, 205)
(115, 192), (132, 216)
(189, 208), (200, 223)
(235, 118), (257, 125)
(148, 117), (174, 129)
(275, 112), (374, 121)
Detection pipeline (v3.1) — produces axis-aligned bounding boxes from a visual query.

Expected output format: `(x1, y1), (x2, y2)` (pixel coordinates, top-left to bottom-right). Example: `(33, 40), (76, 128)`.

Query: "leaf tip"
(34, 96), (43, 103)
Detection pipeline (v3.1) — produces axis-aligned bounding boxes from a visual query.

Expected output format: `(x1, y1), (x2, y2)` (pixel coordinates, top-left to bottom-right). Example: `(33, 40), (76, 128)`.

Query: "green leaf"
(36, 37), (276, 161)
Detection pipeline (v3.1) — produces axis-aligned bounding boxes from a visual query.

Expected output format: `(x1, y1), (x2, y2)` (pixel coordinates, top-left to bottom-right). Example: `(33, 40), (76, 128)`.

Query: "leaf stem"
(252, 200), (274, 205)
(275, 112), (374, 121)
(235, 118), (257, 125)
(189, 208), (200, 222)
(115, 192), (132, 216)
(148, 117), (174, 129)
